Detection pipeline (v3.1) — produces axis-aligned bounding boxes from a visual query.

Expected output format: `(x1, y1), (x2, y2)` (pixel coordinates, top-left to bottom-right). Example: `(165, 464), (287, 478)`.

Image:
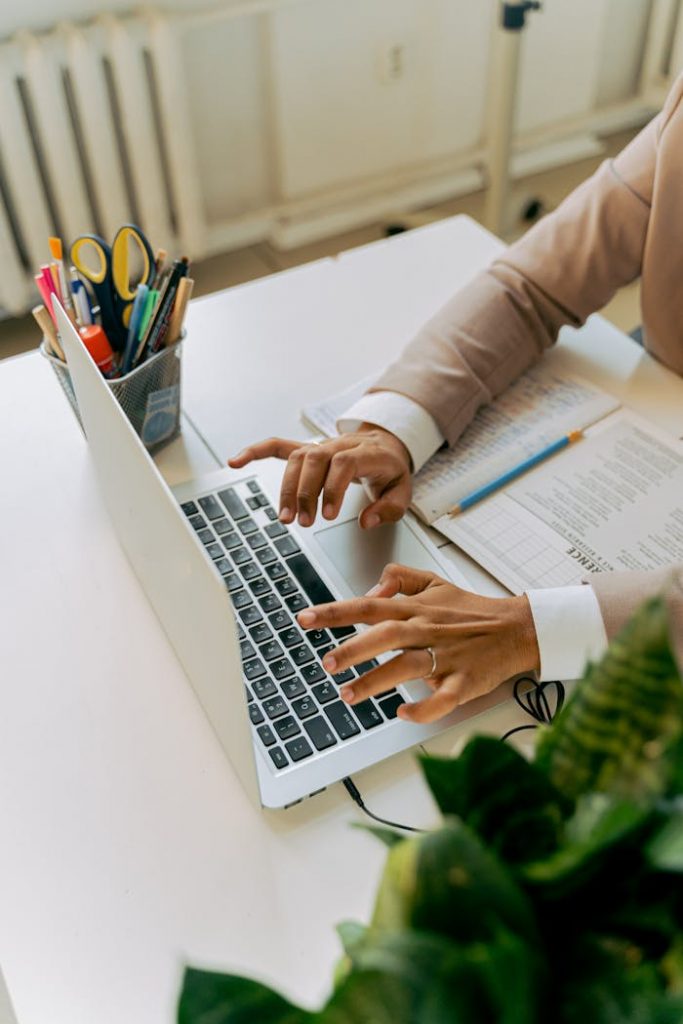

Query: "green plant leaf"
(335, 921), (367, 955)
(372, 819), (538, 947)
(177, 967), (311, 1024)
(647, 811), (683, 872)
(536, 596), (683, 803)
(322, 928), (538, 1024)
(523, 794), (650, 894)
(421, 737), (570, 863)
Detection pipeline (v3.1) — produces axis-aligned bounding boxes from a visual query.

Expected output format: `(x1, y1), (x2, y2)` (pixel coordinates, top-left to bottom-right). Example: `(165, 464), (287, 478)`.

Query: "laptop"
(56, 303), (512, 808)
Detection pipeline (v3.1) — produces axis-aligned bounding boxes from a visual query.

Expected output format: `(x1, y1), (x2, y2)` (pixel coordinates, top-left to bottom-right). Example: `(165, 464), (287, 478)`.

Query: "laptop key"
(197, 528), (214, 546)
(247, 533), (267, 550)
(260, 640), (284, 662)
(306, 629), (331, 648)
(275, 578), (297, 596)
(251, 578), (271, 597)
(247, 480), (261, 494)
(274, 715), (300, 740)
(245, 686), (253, 702)
(292, 695), (317, 720)
(231, 590), (252, 609)
(266, 563), (287, 581)
(281, 677), (306, 700)
(237, 621), (246, 640)
(285, 593), (308, 613)
(188, 514), (206, 531)
(240, 640), (256, 661)
(269, 609), (292, 631)
(238, 518), (258, 536)
(222, 531), (241, 550)
(198, 495), (223, 520)
(257, 724), (276, 747)
(291, 644), (314, 666)
(224, 574), (244, 594)
(269, 747), (288, 770)
(249, 703), (264, 725)
(240, 563), (261, 581)
(265, 521), (287, 539)
(301, 662), (326, 686)
(311, 680), (337, 704)
(331, 626), (356, 640)
(181, 501), (198, 516)
(274, 536), (300, 558)
(317, 644), (334, 660)
(260, 594), (282, 613)
(256, 548), (277, 566)
(263, 696), (288, 720)
(304, 716), (337, 751)
(325, 701), (361, 740)
(285, 737), (313, 762)
(240, 605), (263, 625)
(247, 496), (260, 511)
(252, 678), (277, 700)
(231, 546), (251, 565)
(271, 658), (295, 680)
(250, 622), (273, 643)
(379, 693), (405, 720)
(356, 659), (380, 676)
(279, 627), (301, 648)
(264, 506), (278, 521)
(352, 699), (383, 729)
(286, 553), (335, 606)
(257, 495), (270, 507)
(206, 543), (223, 560)
(213, 518), (233, 536)
(244, 658), (266, 681)
(332, 669), (355, 684)
(215, 558), (233, 576)
(218, 487), (248, 520)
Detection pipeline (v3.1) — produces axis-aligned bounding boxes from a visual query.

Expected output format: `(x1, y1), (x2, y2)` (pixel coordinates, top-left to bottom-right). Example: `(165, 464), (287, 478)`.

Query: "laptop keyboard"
(180, 478), (405, 773)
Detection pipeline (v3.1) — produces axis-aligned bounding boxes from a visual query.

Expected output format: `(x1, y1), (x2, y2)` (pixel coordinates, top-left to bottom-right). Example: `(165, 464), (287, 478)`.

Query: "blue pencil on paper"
(450, 429), (584, 516)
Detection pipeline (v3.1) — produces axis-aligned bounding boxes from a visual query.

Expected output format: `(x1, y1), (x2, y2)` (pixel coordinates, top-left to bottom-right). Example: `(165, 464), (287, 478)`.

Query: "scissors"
(70, 224), (156, 352)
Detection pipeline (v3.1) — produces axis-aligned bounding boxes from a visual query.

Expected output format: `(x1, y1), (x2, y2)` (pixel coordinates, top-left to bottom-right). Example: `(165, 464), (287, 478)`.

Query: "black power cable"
(343, 676), (565, 832)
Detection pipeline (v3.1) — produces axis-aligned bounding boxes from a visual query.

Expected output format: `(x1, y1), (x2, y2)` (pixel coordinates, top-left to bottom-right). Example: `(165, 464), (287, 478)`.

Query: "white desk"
(4, 216), (683, 1024)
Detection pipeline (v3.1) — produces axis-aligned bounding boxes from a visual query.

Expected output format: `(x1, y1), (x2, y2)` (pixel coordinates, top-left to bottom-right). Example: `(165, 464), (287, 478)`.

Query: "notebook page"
(437, 412), (683, 593)
(412, 367), (620, 523)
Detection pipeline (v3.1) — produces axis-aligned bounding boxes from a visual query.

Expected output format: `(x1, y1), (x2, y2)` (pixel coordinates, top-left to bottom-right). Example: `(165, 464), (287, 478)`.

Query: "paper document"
(412, 366), (618, 522)
(440, 412), (683, 593)
(302, 363), (620, 525)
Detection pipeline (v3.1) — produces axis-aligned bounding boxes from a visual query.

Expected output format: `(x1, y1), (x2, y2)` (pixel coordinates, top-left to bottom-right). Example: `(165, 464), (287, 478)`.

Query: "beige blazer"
(372, 73), (683, 642)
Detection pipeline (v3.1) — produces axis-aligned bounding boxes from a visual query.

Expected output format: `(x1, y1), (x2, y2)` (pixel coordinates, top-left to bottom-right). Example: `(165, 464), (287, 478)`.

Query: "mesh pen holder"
(41, 334), (184, 453)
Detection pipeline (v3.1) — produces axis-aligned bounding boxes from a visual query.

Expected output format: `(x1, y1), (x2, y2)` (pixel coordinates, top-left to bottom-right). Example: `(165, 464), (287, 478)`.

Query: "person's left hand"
(296, 563), (540, 723)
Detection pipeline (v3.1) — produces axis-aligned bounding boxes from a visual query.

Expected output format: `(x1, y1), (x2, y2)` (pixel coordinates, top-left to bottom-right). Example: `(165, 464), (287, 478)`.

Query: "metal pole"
(484, 1), (540, 236)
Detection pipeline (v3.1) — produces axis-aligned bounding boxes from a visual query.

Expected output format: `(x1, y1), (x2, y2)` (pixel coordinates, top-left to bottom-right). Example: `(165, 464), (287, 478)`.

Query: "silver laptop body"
(56, 303), (511, 808)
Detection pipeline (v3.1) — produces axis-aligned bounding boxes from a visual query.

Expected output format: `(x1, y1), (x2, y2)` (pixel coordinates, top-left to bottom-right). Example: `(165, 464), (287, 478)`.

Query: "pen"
(122, 283), (149, 374)
(49, 237), (76, 320)
(449, 430), (584, 515)
(143, 257), (188, 357)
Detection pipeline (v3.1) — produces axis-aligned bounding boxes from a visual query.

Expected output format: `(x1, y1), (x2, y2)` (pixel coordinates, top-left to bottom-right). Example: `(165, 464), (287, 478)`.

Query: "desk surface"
(4, 216), (683, 1024)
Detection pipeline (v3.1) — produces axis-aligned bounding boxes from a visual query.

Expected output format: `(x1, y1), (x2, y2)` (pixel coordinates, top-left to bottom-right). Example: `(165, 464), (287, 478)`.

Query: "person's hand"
(228, 424), (412, 529)
(296, 563), (540, 723)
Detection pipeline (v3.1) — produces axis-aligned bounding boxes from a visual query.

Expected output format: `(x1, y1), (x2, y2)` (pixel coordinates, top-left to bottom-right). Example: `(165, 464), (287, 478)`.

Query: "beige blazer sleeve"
(371, 95), (673, 447)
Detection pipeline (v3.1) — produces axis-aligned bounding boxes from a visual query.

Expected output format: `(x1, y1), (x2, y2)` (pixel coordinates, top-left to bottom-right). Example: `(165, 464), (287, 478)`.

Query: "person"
(229, 72), (683, 725)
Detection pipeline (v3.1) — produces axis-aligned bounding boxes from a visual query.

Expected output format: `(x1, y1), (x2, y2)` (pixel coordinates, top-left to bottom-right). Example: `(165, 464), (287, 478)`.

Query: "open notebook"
(302, 362), (620, 530)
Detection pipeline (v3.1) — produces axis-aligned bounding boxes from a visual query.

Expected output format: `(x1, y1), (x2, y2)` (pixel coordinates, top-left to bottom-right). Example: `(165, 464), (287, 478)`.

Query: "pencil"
(33, 303), (65, 360)
(166, 276), (193, 345)
(449, 430), (584, 515)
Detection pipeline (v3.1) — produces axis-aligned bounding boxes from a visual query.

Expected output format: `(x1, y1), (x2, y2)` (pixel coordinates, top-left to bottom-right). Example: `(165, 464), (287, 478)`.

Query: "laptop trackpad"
(313, 517), (444, 597)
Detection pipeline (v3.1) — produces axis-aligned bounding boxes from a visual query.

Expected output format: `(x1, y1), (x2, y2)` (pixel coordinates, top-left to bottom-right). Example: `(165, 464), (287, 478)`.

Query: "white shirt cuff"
(526, 585), (608, 681)
(337, 391), (444, 473)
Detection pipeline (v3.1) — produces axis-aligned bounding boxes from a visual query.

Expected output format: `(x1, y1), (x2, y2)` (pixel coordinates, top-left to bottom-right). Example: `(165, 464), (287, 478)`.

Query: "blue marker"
(450, 430), (584, 515)
(122, 283), (149, 375)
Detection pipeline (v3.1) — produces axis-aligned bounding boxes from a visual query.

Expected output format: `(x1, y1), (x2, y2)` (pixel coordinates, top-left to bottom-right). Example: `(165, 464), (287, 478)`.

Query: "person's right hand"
(228, 424), (412, 529)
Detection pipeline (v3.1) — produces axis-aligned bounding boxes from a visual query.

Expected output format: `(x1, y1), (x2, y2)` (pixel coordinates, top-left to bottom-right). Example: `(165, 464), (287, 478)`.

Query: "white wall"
(0, 0), (671, 239)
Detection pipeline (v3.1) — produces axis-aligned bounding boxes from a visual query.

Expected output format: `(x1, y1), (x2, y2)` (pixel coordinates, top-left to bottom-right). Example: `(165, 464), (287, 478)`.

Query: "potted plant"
(178, 592), (683, 1023)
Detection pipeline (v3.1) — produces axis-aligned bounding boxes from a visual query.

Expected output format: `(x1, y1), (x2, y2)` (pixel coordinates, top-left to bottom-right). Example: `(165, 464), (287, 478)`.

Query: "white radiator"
(0, 13), (204, 316)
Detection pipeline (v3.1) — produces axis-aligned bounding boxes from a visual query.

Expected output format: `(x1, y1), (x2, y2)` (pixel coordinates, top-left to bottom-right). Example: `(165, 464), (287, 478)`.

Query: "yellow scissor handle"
(70, 235), (109, 284)
(111, 225), (153, 302)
